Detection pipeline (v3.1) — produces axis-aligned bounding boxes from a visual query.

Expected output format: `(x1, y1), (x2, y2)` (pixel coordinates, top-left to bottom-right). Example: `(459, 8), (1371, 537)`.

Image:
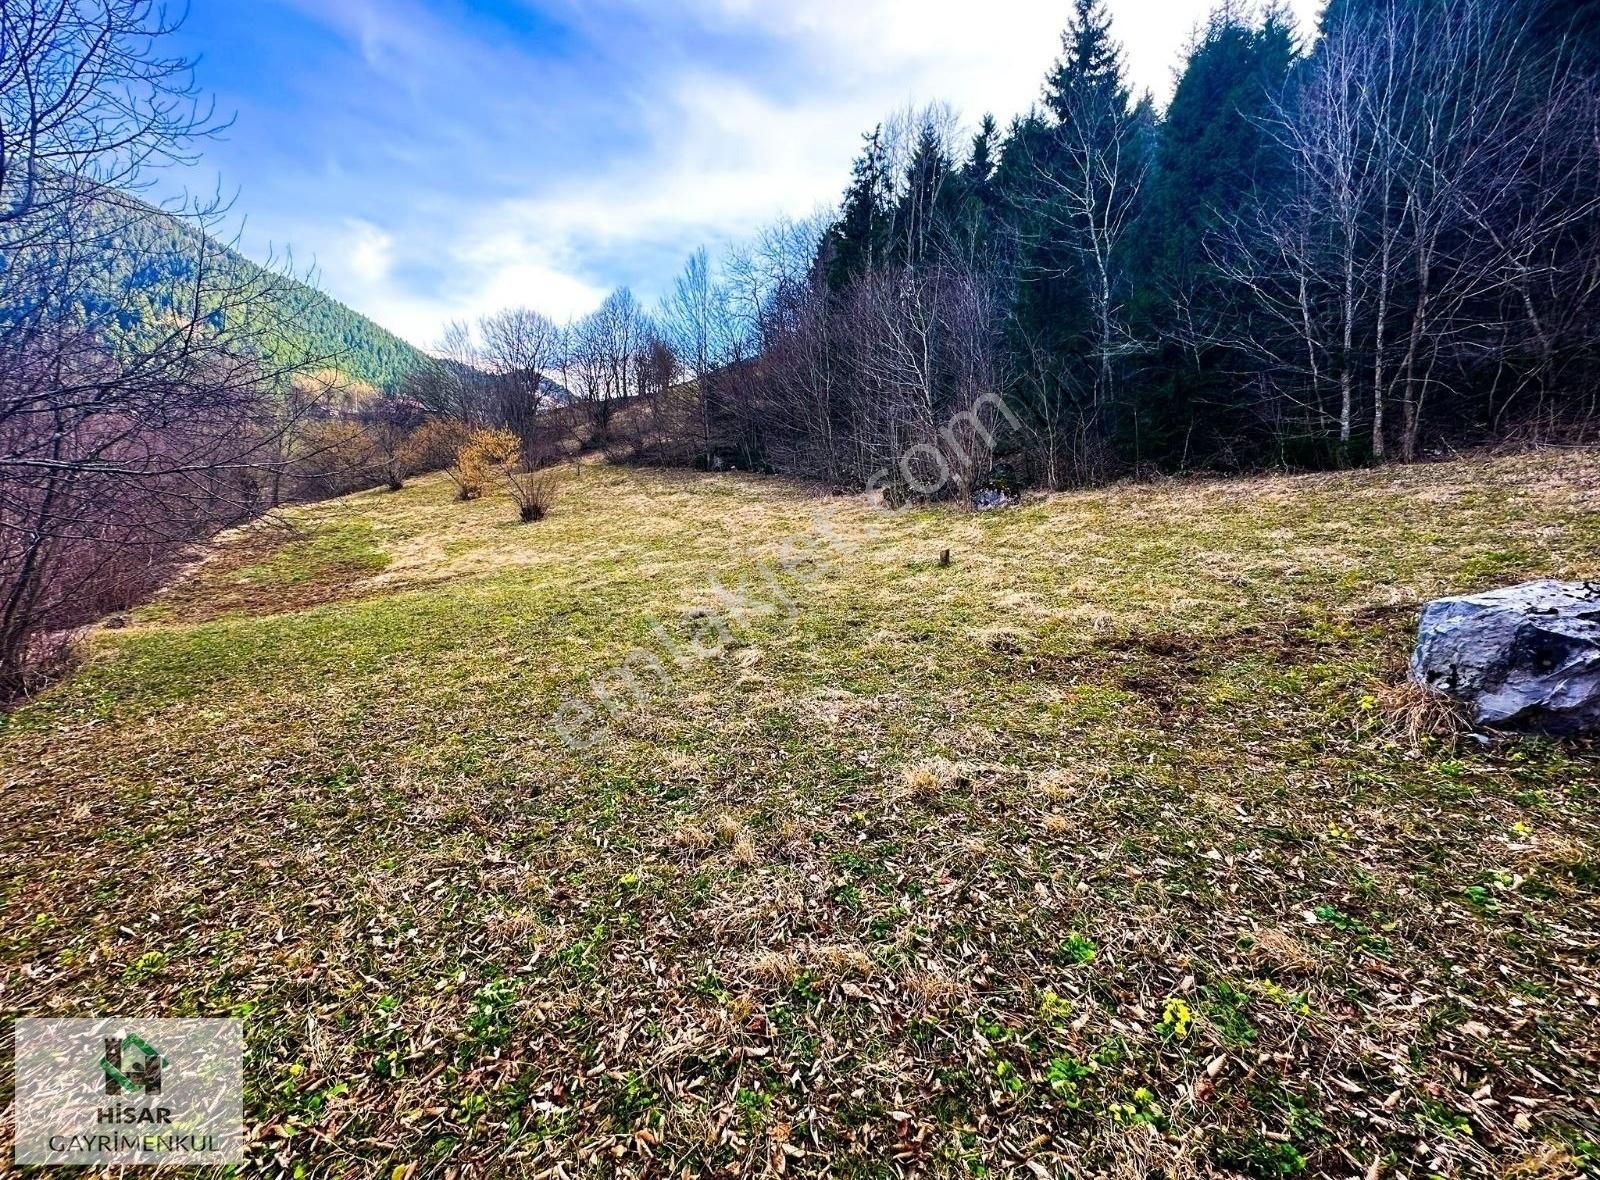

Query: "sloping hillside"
(15, 196), (430, 391)
(259, 269), (429, 391)
(2, 452), (1597, 1177)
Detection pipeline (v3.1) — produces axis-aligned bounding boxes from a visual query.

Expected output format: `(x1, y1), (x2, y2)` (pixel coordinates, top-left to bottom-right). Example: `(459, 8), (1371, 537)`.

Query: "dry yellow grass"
(899, 755), (964, 802)
(2, 450), (1598, 1178)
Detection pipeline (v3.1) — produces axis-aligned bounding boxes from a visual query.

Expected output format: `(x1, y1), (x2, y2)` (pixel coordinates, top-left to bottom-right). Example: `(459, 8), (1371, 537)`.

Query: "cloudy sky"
(170, 0), (1325, 349)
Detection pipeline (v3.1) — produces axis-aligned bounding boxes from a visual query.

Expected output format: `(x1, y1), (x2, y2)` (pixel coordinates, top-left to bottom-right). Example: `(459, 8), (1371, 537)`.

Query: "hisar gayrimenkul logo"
(13, 1017), (244, 1166)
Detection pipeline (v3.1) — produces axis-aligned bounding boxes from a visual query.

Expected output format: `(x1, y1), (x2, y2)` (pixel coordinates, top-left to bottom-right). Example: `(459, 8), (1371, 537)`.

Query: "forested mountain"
(258, 271), (428, 392)
(16, 192), (429, 392)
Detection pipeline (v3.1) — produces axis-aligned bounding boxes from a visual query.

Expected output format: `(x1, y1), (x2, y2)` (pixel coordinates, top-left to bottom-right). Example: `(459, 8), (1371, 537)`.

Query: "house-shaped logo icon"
(100, 1034), (165, 1095)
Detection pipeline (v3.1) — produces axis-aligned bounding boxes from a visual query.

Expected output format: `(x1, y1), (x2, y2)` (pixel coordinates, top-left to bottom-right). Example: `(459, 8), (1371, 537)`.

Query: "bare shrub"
(361, 397), (428, 491)
(450, 427), (560, 521)
(399, 419), (475, 498)
(505, 466), (558, 523)
(457, 427), (520, 497)
(292, 419), (380, 498)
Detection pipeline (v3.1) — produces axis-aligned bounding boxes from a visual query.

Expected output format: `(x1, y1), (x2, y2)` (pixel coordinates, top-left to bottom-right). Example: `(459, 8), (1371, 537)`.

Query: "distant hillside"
(255, 268), (429, 392)
(20, 195), (432, 392)
(436, 358), (574, 408)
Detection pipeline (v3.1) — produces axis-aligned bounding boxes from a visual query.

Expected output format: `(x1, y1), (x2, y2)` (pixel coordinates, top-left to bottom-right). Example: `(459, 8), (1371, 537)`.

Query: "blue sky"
(169, 0), (1323, 350)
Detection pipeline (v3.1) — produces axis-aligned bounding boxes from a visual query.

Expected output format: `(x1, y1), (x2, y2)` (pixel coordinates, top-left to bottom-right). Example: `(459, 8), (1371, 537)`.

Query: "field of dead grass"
(2, 450), (1598, 1178)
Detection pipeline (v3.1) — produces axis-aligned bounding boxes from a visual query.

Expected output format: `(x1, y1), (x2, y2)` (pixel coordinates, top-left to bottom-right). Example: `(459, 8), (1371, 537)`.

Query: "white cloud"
(301, 220), (609, 350)
(451, 234), (609, 323)
(343, 220), (395, 284)
(253, 0), (1328, 349)
(571, 0), (1324, 109)
(437, 0), (1331, 319)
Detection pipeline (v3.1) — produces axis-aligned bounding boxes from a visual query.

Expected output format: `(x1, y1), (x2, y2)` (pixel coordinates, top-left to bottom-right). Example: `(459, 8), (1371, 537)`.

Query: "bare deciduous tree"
(0, 0), (329, 697)
(479, 307), (560, 449)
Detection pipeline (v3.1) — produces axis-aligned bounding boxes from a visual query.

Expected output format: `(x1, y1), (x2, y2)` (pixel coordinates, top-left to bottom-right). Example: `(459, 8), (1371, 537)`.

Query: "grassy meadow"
(2, 451), (1598, 1178)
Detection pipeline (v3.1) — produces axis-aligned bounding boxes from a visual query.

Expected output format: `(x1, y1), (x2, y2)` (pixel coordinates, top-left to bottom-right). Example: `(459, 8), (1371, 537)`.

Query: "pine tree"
(1125, 2), (1299, 466)
(1146, 4), (1296, 291)
(892, 121), (958, 268)
(953, 114), (1001, 262)
(822, 126), (894, 292)
(1043, 0), (1130, 131)
(964, 115), (998, 192)
(996, 0), (1146, 474)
